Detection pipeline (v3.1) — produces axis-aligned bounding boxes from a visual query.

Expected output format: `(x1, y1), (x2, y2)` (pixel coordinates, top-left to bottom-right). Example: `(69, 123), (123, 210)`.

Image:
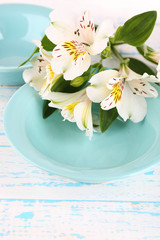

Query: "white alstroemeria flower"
(157, 61), (160, 79)
(23, 41), (61, 95)
(87, 66), (160, 122)
(45, 9), (115, 80)
(42, 89), (93, 139)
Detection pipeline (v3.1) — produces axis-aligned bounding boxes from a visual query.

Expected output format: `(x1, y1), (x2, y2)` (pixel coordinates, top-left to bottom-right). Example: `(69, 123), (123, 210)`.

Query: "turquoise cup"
(0, 4), (51, 85)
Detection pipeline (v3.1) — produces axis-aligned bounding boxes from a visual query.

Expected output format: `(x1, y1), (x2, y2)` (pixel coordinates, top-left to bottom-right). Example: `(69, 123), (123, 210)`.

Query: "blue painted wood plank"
(0, 199), (160, 239)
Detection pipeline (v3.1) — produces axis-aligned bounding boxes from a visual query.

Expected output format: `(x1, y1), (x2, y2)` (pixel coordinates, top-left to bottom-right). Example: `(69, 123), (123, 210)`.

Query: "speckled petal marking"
(61, 41), (87, 63)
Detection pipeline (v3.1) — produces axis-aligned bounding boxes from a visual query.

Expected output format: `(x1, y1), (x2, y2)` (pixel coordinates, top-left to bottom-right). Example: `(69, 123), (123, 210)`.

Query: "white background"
(1, 0), (160, 22)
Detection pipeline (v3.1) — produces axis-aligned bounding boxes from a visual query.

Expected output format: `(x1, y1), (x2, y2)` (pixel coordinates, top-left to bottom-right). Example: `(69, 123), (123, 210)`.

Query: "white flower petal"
(42, 89), (86, 109)
(49, 9), (78, 29)
(117, 82), (147, 123)
(157, 61), (160, 79)
(107, 77), (121, 90)
(125, 68), (141, 81)
(101, 93), (116, 110)
(87, 85), (109, 103)
(63, 52), (91, 80)
(32, 40), (41, 48)
(142, 73), (160, 83)
(51, 46), (71, 76)
(128, 79), (158, 98)
(51, 41), (90, 80)
(78, 10), (95, 46)
(89, 69), (119, 85)
(74, 100), (93, 140)
(40, 65), (58, 95)
(101, 79), (124, 110)
(32, 40), (52, 63)
(23, 56), (47, 91)
(96, 19), (115, 38)
(61, 102), (79, 122)
(45, 9), (79, 44)
(87, 70), (119, 102)
(88, 38), (108, 55)
(88, 20), (115, 55)
(30, 55), (47, 68)
(23, 68), (45, 91)
(45, 25), (77, 45)
(61, 110), (75, 122)
(40, 47), (53, 63)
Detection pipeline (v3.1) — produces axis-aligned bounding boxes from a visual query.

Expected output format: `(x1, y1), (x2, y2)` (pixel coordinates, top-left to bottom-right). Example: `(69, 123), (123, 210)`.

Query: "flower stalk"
(111, 45), (124, 62)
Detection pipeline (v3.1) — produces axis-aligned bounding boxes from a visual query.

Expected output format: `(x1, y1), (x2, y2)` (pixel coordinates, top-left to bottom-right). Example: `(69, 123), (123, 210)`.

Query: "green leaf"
(127, 57), (156, 75)
(19, 35), (56, 67)
(18, 48), (39, 68)
(101, 42), (112, 59)
(100, 108), (118, 133)
(41, 35), (56, 51)
(51, 75), (69, 92)
(43, 100), (56, 119)
(113, 26), (123, 43)
(114, 11), (157, 46)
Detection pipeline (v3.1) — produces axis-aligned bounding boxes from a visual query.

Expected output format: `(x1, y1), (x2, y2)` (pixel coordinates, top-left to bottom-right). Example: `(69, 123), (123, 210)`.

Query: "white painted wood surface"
(1, 0), (160, 239)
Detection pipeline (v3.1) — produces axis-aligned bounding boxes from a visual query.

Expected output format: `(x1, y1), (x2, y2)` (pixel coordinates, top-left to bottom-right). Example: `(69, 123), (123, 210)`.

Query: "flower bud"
(70, 76), (87, 87)
(137, 45), (160, 64)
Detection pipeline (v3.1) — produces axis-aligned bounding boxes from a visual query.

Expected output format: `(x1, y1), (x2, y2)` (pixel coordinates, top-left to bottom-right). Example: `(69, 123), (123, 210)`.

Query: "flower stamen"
(46, 64), (55, 82)
(62, 41), (86, 62)
(111, 81), (123, 104)
(64, 101), (80, 116)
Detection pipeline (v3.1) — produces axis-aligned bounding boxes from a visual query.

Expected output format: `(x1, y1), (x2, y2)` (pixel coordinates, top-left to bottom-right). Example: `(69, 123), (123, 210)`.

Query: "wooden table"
(0, 86), (160, 239)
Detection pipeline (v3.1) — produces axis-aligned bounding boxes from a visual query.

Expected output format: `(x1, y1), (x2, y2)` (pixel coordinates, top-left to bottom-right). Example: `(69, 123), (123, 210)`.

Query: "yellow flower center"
(46, 64), (55, 82)
(64, 101), (80, 115)
(40, 65), (55, 93)
(112, 82), (122, 104)
(62, 41), (86, 62)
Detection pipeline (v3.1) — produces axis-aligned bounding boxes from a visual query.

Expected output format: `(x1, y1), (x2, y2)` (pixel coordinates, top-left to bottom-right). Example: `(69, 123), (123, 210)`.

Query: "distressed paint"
(0, 200), (160, 239)
(0, 145), (160, 201)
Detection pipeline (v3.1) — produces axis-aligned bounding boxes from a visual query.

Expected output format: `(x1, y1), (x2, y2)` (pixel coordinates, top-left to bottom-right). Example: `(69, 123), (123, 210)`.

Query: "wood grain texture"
(0, 144), (160, 201)
(0, 200), (160, 240)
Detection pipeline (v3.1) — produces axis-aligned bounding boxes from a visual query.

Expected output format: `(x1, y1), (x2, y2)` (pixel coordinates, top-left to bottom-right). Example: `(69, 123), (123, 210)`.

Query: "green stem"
(89, 62), (102, 77)
(111, 45), (124, 62)
(112, 41), (125, 46)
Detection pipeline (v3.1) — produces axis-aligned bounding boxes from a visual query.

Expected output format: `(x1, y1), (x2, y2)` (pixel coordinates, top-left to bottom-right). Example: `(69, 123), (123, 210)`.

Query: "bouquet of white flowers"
(21, 9), (160, 140)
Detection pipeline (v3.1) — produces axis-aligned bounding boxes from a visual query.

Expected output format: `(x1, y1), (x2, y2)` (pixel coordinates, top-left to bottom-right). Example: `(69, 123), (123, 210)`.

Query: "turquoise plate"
(0, 4), (51, 86)
(4, 84), (160, 183)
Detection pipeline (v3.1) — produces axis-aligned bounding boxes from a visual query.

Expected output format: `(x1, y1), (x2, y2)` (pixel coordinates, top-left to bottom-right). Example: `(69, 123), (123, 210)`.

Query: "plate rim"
(0, 3), (52, 71)
(4, 84), (160, 183)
